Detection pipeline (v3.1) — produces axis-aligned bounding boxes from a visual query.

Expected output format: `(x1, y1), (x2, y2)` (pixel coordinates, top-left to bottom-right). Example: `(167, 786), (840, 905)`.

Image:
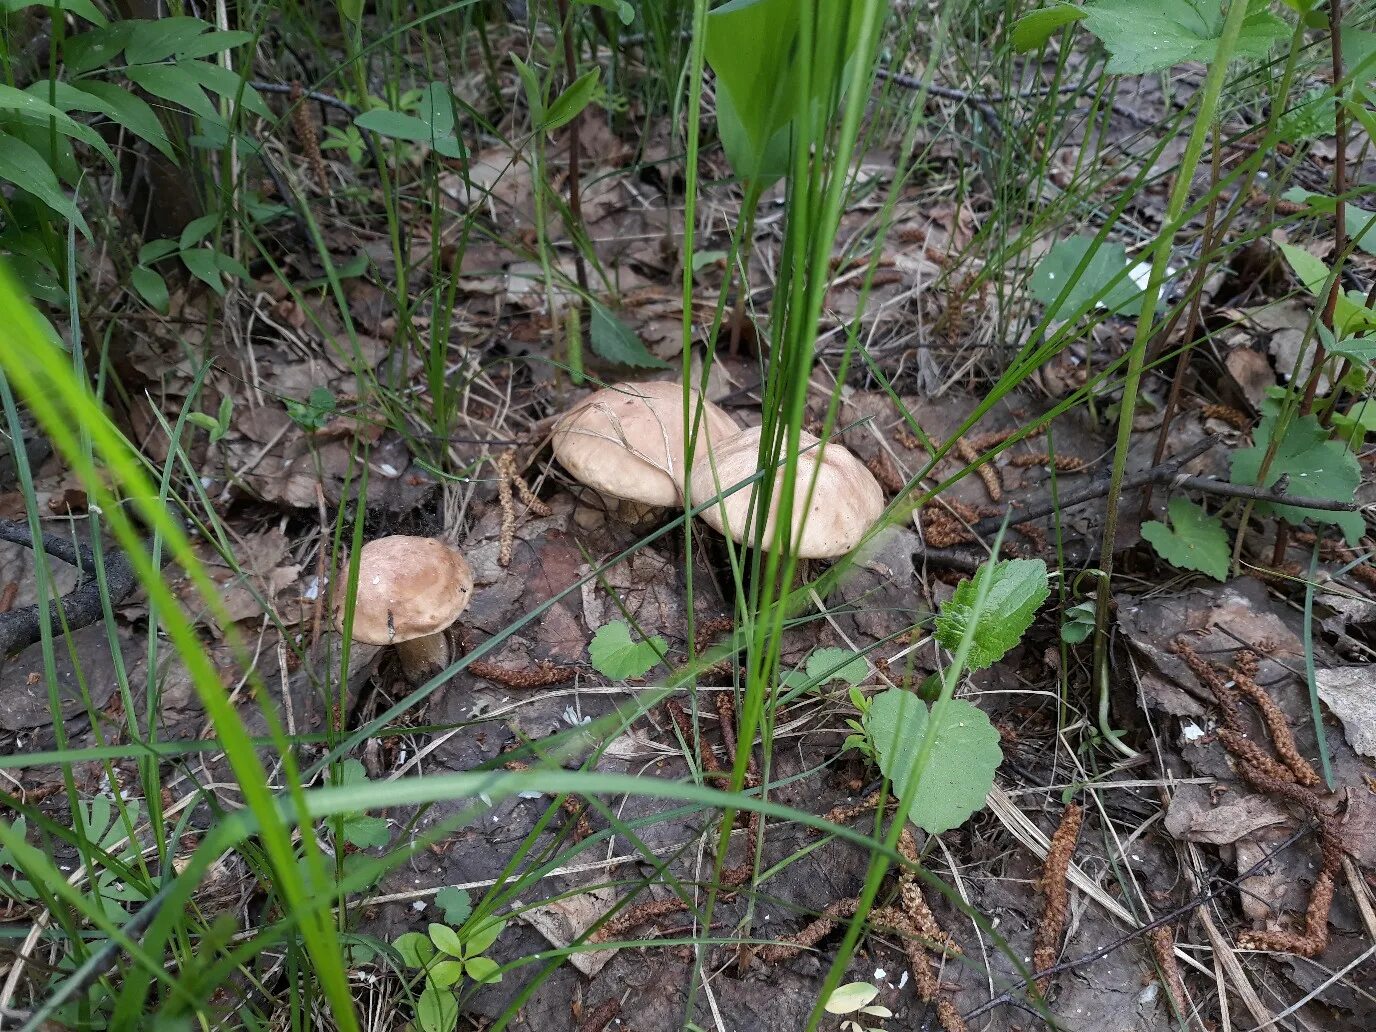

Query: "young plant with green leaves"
(393, 889), (506, 1032)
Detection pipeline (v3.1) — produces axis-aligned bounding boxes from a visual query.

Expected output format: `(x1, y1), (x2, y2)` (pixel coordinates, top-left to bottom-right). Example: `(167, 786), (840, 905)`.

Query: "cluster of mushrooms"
(334, 380), (884, 685)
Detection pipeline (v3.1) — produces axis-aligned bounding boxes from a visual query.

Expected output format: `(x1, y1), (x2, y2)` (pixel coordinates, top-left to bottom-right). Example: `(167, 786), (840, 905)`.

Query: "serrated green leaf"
(435, 886), (471, 925)
(825, 982), (879, 1015)
(588, 299), (668, 368)
(935, 558), (1049, 670)
(1081, 0), (1288, 74)
(463, 955), (502, 984)
(429, 922), (464, 957)
(416, 984), (458, 1032)
(540, 67), (600, 132)
(1277, 89), (1337, 142)
(588, 620), (666, 679)
(426, 960), (464, 988)
(462, 917), (506, 956)
(1141, 498), (1230, 581)
(393, 931), (434, 968)
(1011, 4), (1086, 52)
(863, 690), (1002, 835)
(1028, 235), (1143, 318)
(1231, 413), (1364, 543)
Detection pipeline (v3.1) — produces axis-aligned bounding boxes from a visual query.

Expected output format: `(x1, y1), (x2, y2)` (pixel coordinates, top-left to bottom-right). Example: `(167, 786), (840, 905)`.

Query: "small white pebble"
(412, 900), (426, 912)
(1182, 721), (1205, 742)
(379, 463), (398, 477)
(897, 971), (909, 990)
(873, 967), (887, 981)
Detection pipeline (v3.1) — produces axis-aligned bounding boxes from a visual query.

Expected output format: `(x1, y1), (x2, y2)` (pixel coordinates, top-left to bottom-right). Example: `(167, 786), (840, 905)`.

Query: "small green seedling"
(1060, 599), (1097, 644)
(186, 394), (233, 445)
(589, 620), (666, 679)
(394, 890), (506, 1032)
(285, 386), (337, 432)
(824, 982), (892, 1032)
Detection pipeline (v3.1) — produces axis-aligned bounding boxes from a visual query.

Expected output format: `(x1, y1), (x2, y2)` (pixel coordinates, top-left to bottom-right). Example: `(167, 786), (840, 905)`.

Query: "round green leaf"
(426, 960), (464, 989)
(416, 985), (458, 1032)
(393, 931), (434, 968)
(463, 955), (502, 984)
(428, 922), (465, 957)
(825, 982), (879, 1015)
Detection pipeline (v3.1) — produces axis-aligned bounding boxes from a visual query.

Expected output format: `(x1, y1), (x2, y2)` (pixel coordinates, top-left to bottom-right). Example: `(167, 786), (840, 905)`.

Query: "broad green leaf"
(125, 63), (218, 121)
(1281, 190), (1376, 257)
(2, 84), (114, 164)
(863, 690), (1003, 834)
(802, 647), (868, 686)
(176, 60), (272, 119)
(463, 955), (502, 984)
(393, 931), (435, 968)
(462, 918), (506, 956)
(63, 22), (132, 74)
(1230, 413), (1364, 543)
(354, 108), (463, 158)
(179, 248), (226, 294)
(588, 620), (666, 679)
(429, 922), (465, 958)
(0, 133), (89, 236)
(416, 984), (458, 1032)
(1011, 4), (1086, 52)
(576, 0), (634, 25)
(1344, 27), (1376, 84)
(541, 67), (600, 132)
(172, 30), (256, 60)
(138, 238), (180, 263)
(935, 558), (1049, 670)
(1278, 242), (1375, 334)
(1332, 398), (1376, 446)
(510, 54), (544, 124)
(1081, 0), (1289, 74)
(59, 81), (174, 158)
(342, 812), (389, 848)
(180, 212), (219, 251)
(9, 253), (67, 306)
(825, 982), (879, 1015)
(1279, 241), (1331, 295)
(426, 960), (464, 988)
(337, 0), (363, 24)
(1028, 235), (1142, 318)
(126, 17), (212, 64)
(4, 0), (106, 23)
(131, 267), (168, 311)
(1141, 498), (1230, 581)
(588, 299), (668, 368)
(435, 886), (471, 925)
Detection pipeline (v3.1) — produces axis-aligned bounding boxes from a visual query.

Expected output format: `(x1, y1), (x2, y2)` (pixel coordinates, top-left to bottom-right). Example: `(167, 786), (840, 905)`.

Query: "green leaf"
(186, 412), (221, 435)
(576, 0), (634, 24)
(510, 54), (544, 124)
(428, 922), (465, 958)
(1060, 599), (1096, 645)
(176, 60), (272, 119)
(337, 0), (363, 25)
(138, 238), (179, 263)
(416, 984), (458, 1032)
(462, 917), (506, 956)
(1141, 498), (1230, 581)
(863, 690), (1003, 835)
(1028, 235), (1143, 318)
(59, 81), (174, 159)
(1081, 0), (1289, 74)
(588, 620), (666, 679)
(393, 931), (435, 968)
(463, 955), (502, 984)
(2, 84), (114, 164)
(179, 248), (225, 294)
(1011, 4), (1087, 52)
(126, 17), (212, 64)
(825, 982), (879, 1015)
(435, 886), (471, 925)
(180, 212), (219, 251)
(63, 22), (132, 74)
(4, 0), (106, 23)
(342, 812), (389, 848)
(540, 68), (600, 132)
(125, 63), (218, 121)
(588, 299), (668, 368)
(1231, 413), (1364, 543)
(935, 558), (1049, 670)
(171, 30), (256, 60)
(426, 960), (464, 988)
(791, 647), (868, 687)
(1277, 89), (1337, 143)
(353, 107), (463, 158)
(0, 133), (89, 236)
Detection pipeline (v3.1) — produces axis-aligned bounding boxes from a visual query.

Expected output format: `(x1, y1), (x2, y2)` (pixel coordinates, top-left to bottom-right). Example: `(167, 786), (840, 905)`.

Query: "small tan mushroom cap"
(335, 536), (474, 645)
(689, 426), (884, 558)
(551, 381), (739, 506)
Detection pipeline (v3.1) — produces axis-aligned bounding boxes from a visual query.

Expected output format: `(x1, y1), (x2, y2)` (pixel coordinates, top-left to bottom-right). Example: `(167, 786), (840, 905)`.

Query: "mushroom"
(334, 535), (474, 685)
(551, 380), (739, 516)
(688, 425), (884, 558)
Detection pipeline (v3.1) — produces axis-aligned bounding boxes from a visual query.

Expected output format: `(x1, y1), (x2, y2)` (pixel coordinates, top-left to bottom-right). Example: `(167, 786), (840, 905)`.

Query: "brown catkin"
(1032, 804), (1083, 995)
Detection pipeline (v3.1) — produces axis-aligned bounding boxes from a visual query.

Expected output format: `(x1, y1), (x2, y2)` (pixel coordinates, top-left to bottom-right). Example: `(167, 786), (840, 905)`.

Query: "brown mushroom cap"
(335, 536), (474, 645)
(688, 425), (885, 558)
(551, 381), (739, 507)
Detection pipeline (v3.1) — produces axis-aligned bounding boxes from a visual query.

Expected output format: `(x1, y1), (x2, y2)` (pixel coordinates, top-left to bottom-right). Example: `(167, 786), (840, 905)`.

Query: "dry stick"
(0, 520), (138, 656)
(1031, 804), (1083, 996)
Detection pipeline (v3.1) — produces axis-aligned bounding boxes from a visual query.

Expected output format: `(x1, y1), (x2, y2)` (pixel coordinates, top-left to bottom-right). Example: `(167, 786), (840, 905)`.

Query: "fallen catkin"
(1032, 803), (1083, 996)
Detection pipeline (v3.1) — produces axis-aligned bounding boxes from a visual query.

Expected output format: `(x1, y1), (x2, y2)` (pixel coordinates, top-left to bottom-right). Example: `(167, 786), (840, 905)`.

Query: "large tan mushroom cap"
(689, 426), (884, 558)
(336, 536), (474, 645)
(551, 381), (739, 507)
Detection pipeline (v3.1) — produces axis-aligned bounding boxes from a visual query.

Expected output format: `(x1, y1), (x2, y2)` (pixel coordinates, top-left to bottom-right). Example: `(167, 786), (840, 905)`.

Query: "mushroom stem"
(395, 631), (455, 685)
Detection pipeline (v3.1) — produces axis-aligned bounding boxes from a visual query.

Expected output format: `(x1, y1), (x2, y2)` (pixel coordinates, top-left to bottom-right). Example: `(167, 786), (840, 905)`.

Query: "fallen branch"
(0, 520), (138, 657)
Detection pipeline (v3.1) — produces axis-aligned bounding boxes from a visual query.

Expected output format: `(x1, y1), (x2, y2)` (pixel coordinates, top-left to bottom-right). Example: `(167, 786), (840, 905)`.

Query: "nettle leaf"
(1081, 0), (1288, 75)
(589, 620), (666, 678)
(1028, 236), (1142, 318)
(1230, 413), (1364, 543)
(435, 886), (471, 925)
(935, 558), (1049, 670)
(863, 689), (1002, 835)
(588, 299), (668, 369)
(1141, 498), (1230, 581)
(1011, 3), (1086, 52)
